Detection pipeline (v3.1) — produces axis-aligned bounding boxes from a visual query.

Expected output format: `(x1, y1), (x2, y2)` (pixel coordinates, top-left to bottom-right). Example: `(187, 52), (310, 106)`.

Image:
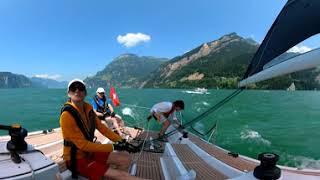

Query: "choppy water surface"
(0, 88), (319, 169)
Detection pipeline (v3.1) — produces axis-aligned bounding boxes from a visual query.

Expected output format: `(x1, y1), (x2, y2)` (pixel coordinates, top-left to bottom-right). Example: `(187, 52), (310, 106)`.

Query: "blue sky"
(0, 0), (318, 81)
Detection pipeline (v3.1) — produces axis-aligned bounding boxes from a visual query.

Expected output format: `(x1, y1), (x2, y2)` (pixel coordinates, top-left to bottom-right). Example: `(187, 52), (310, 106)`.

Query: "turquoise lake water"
(0, 88), (319, 169)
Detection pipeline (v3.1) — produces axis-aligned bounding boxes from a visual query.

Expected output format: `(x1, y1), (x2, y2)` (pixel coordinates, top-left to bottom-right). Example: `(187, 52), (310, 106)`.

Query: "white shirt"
(151, 102), (177, 123)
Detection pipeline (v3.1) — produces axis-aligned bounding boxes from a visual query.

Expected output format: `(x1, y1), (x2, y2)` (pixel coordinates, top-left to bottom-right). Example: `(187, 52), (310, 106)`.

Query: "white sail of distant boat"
(287, 82), (296, 91)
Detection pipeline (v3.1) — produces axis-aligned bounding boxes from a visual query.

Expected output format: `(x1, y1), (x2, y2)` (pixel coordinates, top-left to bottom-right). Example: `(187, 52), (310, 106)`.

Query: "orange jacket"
(60, 101), (122, 161)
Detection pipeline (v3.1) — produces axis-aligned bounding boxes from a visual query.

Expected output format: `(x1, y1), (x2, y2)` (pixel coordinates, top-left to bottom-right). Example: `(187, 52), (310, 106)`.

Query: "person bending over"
(148, 100), (184, 140)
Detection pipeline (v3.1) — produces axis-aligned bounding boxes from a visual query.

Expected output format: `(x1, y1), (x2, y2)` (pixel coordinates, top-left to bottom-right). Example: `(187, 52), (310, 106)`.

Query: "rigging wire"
(160, 88), (244, 141)
(121, 88), (243, 143)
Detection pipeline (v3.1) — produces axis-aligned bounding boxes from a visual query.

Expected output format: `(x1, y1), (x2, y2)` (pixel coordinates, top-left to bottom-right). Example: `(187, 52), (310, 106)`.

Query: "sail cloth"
(240, 0), (320, 87)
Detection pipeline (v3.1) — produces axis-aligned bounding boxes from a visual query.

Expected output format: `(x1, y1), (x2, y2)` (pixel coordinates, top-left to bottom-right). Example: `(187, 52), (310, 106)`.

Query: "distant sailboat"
(183, 87), (210, 94)
(287, 82), (296, 91)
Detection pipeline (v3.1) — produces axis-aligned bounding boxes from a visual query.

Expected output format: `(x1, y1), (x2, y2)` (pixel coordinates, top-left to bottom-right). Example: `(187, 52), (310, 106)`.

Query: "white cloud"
(117, 33), (151, 48)
(287, 45), (312, 53)
(33, 74), (62, 80)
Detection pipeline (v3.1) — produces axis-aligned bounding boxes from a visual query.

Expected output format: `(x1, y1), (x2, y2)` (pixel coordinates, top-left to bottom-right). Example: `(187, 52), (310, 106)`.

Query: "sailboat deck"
(188, 133), (320, 177)
(188, 133), (257, 172)
(131, 152), (164, 180)
(1, 127), (320, 179)
(130, 131), (165, 180)
(172, 144), (227, 180)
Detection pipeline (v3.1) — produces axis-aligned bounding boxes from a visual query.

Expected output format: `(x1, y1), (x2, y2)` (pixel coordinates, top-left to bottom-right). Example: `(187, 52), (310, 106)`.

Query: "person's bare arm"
(153, 113), (161, 122)
(108, 103), (114, 113)
(172, 112), (180, 125)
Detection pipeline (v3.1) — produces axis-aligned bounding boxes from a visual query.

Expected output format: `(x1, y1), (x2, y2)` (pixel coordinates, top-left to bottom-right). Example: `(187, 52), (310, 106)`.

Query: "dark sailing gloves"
(110, 112), (116, 117)
(113, 141), (127, 151)
(113, 140), (140, 153)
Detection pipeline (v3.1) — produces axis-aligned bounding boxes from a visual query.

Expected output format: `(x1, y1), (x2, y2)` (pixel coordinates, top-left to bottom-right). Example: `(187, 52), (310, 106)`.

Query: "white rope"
(207, 120), (218, 143)
(21, 156), (35, 180)
(178, 111), (183, 126)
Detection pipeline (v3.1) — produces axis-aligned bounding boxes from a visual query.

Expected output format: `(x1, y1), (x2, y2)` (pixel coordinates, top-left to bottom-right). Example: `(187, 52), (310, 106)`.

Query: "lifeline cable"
(121, 88), (244, 143)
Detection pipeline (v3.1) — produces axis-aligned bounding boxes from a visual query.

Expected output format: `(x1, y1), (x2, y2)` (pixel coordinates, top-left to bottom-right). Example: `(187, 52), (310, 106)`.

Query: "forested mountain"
(142, 33), (320, 90)
(3, 34), (319, 90)
(143, 33), (258, 88)
(0, 72), (32, 88)
(84, 54), (168, 88)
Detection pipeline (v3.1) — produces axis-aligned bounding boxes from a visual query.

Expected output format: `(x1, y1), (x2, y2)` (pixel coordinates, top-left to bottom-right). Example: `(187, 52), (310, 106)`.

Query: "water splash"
(240, 129), (271, 146)
(193, 122), (205, 131)
(283, 154), (320, 169)
(122, 107), (135, 119)
(202, 101), (210, 106)
(194, 101), (210, 112)
(295, 156), (320, 169)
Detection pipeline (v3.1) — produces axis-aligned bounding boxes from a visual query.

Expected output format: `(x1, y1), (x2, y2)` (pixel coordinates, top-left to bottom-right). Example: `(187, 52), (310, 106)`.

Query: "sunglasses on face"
(69, 82), (86, 92)
(98, 92), (105, 95)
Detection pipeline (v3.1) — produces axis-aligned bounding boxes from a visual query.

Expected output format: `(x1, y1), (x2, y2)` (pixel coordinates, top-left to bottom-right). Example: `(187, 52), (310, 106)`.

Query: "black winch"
(253, 152), (281, 180)
(0, 124), (28, 163)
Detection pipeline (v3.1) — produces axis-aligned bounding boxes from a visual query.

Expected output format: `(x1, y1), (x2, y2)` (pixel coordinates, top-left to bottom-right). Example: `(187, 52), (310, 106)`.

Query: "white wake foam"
(240, 129), (271, 146)
(202, 101), (210, 106)
(195, 101), (210, 112)
(193, 122), (205, 131)
(295, 156), (320, 169)
(283, 154), (320, 169)
(122, 107), (135, 118)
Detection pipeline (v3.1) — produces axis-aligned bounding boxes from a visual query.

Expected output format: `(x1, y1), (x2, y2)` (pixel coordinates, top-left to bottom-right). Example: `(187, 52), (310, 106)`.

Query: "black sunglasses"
(69, 82), (86, 92)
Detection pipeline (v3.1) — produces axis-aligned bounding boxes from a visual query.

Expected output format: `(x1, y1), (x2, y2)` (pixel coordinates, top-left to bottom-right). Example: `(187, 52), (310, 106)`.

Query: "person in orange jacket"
(60, 79), (141, 180)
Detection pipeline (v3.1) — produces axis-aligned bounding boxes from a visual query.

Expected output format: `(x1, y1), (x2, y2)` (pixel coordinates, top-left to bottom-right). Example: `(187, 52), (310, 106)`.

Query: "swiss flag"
(110, 86), (120, 107)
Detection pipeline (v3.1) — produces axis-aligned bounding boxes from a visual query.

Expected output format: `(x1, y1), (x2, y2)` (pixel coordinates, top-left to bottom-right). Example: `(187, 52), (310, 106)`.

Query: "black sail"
(243, 0), (320, 79)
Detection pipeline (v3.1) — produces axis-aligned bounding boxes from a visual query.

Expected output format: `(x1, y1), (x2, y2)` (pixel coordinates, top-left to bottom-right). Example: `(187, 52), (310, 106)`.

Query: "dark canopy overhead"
(243, 0), (320, 79)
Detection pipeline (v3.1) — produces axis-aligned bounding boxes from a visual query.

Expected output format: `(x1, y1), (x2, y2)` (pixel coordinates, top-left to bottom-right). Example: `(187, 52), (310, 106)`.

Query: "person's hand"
(110, 112), (116, 117)
(113, 141), (126, 151)
(125, 143), (140, 153)
(113, 141), (140, 153)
